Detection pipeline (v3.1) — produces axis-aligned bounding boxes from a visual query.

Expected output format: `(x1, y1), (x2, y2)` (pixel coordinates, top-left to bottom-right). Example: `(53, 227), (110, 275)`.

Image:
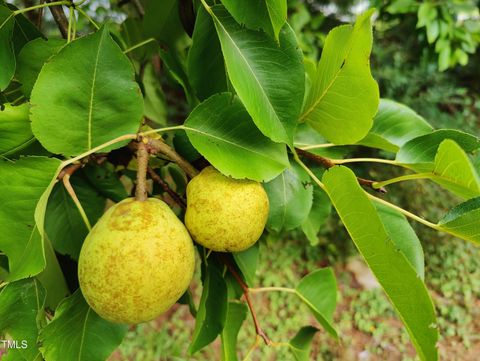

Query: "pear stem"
(135, 141), (149, 201)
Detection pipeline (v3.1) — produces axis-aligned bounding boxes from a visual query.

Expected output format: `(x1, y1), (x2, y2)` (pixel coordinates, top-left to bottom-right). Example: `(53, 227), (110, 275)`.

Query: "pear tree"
(0, 1), (479, 361)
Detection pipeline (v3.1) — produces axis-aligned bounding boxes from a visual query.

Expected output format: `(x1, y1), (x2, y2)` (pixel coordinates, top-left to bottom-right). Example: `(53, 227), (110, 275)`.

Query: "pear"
(78, 197), (195, 324)
(185, 166), (269, 252)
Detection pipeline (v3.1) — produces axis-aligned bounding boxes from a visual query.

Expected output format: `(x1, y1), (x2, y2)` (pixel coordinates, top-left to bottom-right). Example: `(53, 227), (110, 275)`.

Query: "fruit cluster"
(78, 166), (269, 323)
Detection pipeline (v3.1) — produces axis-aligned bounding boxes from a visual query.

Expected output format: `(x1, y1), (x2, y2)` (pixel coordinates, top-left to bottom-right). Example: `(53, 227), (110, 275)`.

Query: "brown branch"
(135, 141), (149, 201)
(295, 148), (335, 168)
(57, 163), (82, 180)
(357, 177), (386, 193)
(295, 147), (386, 193)
(141, 137), (199, 179)
(222, 256), (271, 346)
(147, 166), (186, 209)
(46, 0), (69, 39)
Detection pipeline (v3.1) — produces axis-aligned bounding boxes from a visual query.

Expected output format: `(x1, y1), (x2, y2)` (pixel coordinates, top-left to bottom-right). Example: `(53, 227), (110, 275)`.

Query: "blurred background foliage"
(12, 0), (479, 359)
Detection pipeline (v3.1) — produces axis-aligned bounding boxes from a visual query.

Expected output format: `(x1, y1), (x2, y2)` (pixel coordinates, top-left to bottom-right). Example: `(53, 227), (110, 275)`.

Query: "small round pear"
(78, 198), (195, 324)
(185, 166), (269, 252)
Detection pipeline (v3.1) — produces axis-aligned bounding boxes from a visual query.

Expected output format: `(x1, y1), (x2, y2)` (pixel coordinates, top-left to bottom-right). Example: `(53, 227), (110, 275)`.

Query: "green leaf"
(289, 326), (319, 361)
(189, 263), (228, 354)
(358, 99), (433, 152)
(301, 186), (331, 245)
(143, 0), (185, 47)
(0, 103), (34, 156)
(159, 48), (197, 106)
(0, 279), (46, 361)
(39, 290), (128, 361)
(209, 5), (304, 144)
(437, 197), (480, 244)
(188, 6), (227, 101)
(221, 302), (248, 361)
(396, 129), (480, 169)
(220, 0), (287, 39)
(184, 93), (289, 181)
(30, 26), (143, 156)
(0, 5), (15, 90)
(430, 139), (480, 199)
(121, 17), (152, 62)
(295, 268), (337, 338)
(142, 63), (167, 125)
(45, 174), (106, 260)
(323, 166), (438, 361)
(233, 242), (259, 286)
(264, 162), (313, 232)
(301, 10), (379, 145)
(83, 163), (128, 202)
(265, 0), (288, 39)
(16, 38), (65, 98)
(0, 156), (61, 281)
(8, 5), (42, 53)
(375, 203), (425, 279)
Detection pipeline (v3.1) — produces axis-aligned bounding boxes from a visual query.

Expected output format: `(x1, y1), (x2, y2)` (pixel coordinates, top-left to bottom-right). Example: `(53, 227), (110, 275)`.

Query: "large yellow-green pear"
(78, 197), (195, 324)
(185, 166), (269, 252)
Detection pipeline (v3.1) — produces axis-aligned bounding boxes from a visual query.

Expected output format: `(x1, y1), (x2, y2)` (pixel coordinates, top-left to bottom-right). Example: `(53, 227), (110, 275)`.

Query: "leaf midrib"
(87, 32), (105, 151)
(183, 125), (284, 166)
(77, 307), (91, 361)
(211, 8), (287, 140)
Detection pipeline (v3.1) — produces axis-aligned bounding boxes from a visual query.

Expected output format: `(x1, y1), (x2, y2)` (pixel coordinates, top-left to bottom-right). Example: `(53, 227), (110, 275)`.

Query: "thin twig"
(46, 0), (69, 38)
(142, 137), (199, 179)
(357, 177), (387, 194)
(63, 173), (92, 231)
(135, 141), (149, 201)
(147, 167), (186, 209)
(295, 148), (386, 193)
(222, 256), (271, 345)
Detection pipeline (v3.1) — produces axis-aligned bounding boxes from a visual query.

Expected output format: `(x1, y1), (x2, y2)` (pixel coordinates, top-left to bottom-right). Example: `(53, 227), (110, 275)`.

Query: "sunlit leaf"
(220, 0), (287, 39)
(430, 139), (480, 199)
(209, 5), (304, 144)
(375, 203), (425, 279)
(184, 93), (289, 181)
(301, 10), (379, 144)
(30, 26), (143, 156)
(295, 268), (337, 338)
(0, 156), (61, 281)
(0, 103), (33, 156)
(438, 197), (480, 244)
(323, 166), (438, 361)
